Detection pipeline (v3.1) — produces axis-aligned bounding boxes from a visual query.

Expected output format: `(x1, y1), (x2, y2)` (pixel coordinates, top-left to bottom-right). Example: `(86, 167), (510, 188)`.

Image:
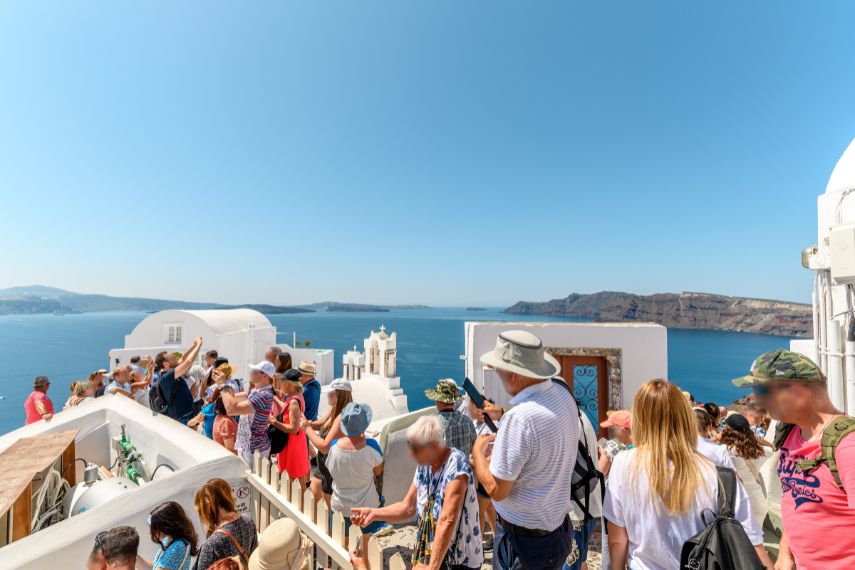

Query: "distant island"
(299, 301), (431, 313)
(504, 291), (811, 337)
(0, 285), (430, 317)
(0, 286), (309, 316)
(466, 307), (487, 311)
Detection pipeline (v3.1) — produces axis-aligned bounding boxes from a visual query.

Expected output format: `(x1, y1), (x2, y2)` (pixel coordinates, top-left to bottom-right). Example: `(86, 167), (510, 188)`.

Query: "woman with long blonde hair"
(603, 379), (771, 569)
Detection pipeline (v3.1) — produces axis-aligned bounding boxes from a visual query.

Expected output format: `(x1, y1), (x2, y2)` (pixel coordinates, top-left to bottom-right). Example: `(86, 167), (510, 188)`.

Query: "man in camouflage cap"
(734, 348), (855, 569)
(732, 348), (826, 388)
(426, 379), (476, 455)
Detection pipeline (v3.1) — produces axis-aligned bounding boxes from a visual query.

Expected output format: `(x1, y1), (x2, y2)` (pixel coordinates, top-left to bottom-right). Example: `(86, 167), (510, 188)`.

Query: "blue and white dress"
(413, 448), (484, 568)
(153, 537), (192, 570)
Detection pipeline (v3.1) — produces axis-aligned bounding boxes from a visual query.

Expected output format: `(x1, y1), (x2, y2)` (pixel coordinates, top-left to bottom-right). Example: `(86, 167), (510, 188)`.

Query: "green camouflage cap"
(425, 379), (463, 404)
(732, 348), (826, 388)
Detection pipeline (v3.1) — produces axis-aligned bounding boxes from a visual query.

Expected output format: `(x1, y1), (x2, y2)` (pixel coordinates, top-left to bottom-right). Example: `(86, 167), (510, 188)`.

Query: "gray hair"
(268, 346), (284, 357)
(406, 415), (446, 447)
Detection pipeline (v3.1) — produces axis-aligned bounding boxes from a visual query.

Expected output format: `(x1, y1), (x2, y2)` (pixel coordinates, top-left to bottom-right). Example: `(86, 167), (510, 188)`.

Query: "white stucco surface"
(0, 397), (248, 569)
(464, 321), (668, 410)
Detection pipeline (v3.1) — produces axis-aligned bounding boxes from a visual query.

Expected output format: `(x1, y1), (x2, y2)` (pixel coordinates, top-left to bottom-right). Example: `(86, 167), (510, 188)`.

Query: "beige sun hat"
(248, 518), (310, 570)
(298, 361), (316, 376)
(479, 330), (560, 380)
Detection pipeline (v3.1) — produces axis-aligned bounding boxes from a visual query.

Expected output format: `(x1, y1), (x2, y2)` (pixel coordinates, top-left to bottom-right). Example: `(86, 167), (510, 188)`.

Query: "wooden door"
(551, 354), (609, 436)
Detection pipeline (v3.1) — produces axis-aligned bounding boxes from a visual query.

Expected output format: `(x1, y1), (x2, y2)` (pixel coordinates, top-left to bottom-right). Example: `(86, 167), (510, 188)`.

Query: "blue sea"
(0, 308), (793, 435)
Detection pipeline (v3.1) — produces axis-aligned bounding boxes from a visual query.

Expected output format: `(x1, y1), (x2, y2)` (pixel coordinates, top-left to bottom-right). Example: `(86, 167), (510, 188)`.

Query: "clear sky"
(1, 1), (853, 306)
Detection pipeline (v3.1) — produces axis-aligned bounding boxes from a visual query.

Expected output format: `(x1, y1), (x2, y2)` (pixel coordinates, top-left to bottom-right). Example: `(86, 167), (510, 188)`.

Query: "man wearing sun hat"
(298, 360), (322, 422)
(471, 330), (578, 570)
(426, 378), (477, 456)
(733, 348), (855, 570)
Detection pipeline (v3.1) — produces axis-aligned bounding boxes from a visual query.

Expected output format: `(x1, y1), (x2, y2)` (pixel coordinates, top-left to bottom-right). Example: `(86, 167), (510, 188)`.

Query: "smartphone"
(462, 377), (498, 433)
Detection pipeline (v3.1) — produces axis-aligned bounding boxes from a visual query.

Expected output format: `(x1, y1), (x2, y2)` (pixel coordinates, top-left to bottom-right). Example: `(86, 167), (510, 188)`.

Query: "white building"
(325, 326), (408, 422)
(795, 137), (855, 415)
(108, 309), (334, 384)
(464, 321), (668, 428)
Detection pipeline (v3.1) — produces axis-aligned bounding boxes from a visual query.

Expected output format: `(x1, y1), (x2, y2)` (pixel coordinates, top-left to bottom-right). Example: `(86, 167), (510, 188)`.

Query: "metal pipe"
(845, 314), (855, 415)
(828, 317), (844, 409)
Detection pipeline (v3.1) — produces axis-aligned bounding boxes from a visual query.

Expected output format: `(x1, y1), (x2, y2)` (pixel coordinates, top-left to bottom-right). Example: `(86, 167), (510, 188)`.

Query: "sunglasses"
(94, 530), (108, 550)
(752, 383), (794, 397)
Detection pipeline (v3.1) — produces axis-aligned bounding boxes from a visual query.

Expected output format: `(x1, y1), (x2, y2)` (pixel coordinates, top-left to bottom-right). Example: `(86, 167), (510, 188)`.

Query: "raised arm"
(174, 337), (203, 379)
(221, 387), (253, 416)
(305, 415), (344, 454)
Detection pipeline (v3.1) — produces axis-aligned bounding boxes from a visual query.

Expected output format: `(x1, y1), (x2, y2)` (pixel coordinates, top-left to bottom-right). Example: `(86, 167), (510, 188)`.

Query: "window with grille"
(164, 324), (183, 345)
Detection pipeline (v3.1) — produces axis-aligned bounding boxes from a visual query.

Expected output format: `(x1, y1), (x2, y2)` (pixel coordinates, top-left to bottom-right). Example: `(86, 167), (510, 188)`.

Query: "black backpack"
(149, 373), (180, 415)
(680, 467), (764, 570)
(551, 378), (604, 520)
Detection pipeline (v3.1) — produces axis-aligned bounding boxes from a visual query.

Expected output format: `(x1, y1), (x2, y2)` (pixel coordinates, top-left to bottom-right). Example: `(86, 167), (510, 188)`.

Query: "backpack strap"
(551, 378), (605, 519)
(795, 416), (855, 490)
(773, 422), (795, 451)
(715, 466), (738, 518)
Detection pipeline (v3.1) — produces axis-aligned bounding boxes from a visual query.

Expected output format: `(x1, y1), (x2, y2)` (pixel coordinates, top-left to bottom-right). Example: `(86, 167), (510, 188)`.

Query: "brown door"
(550, 354), (609, 437)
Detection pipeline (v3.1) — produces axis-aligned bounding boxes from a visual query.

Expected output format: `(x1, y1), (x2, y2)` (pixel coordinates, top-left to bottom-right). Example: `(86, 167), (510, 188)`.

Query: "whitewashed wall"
(464, 321), (668, 409)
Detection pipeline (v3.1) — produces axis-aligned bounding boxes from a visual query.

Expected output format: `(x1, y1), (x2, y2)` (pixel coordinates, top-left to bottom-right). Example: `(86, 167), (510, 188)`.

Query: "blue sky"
(1, 2), (853, 306)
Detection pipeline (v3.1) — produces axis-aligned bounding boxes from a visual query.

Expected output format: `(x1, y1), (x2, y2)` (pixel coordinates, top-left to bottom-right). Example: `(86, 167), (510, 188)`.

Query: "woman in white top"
(323, 402), (385, 565)
(603, 379), (772, 570)
(718, 413), (771, 527)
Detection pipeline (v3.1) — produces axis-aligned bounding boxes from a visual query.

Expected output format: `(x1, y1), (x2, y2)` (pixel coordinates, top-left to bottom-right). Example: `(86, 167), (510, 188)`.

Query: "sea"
(0, 308), (793, 435)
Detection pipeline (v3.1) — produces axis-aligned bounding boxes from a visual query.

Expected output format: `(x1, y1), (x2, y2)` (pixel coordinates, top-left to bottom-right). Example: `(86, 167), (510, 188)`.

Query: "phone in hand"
(462, 377), (498, 433)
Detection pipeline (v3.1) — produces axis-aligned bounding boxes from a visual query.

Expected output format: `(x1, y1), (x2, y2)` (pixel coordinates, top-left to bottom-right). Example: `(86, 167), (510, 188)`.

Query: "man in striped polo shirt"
(472, 330), (579, 570)
(222, 360), (276, 464)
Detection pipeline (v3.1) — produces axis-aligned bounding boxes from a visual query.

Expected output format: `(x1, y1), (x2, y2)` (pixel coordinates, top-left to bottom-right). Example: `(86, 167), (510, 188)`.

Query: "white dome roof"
(826, 138), (855, 194)
(130, 308), (273, 337)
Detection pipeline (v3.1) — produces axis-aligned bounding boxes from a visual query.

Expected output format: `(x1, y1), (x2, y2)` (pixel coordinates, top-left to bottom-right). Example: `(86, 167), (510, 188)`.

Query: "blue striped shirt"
(490, 379), (579, 530)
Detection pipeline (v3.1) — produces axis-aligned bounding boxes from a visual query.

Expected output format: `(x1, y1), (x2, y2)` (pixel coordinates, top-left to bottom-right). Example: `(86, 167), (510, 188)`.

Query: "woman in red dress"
(269, 370), (310, 483)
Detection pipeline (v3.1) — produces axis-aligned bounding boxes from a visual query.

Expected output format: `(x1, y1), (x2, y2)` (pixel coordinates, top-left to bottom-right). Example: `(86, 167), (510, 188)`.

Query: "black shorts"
(311, 452), (333, 495)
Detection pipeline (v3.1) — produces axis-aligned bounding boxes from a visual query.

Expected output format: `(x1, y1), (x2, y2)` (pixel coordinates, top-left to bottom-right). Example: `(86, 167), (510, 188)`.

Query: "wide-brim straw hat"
(298, 361), (316, 375)
(479, 330), (560, 380)
(248, 519), (310, 570)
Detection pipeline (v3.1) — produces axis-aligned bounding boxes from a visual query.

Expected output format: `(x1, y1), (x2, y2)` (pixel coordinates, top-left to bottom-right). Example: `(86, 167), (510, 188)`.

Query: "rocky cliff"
(504, 291), (812, 337)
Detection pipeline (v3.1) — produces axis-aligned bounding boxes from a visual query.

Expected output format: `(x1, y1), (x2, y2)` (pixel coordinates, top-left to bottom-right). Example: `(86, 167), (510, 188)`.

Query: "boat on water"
(4, 138), (855, 567)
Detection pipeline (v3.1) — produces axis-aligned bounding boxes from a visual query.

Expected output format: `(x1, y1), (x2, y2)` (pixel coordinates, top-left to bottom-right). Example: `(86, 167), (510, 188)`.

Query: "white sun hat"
(479, 330), (560, 380)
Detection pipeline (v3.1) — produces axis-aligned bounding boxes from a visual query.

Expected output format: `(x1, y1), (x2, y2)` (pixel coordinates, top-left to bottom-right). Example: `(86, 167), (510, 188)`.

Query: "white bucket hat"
(479, 330), (560, 380)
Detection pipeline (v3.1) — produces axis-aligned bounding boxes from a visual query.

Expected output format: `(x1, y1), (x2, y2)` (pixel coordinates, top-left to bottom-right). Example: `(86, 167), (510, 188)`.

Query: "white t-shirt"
(185, 364), (207, 397)
(490, 380), (579, 531)
(603, 449), (763, 570)
(729, 449), (770, 527)
(696, 437), (735, 469)
(325, 438), (383, 516)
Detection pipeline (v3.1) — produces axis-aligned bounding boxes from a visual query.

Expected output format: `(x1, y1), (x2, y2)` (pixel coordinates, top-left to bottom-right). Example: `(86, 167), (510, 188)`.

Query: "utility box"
(830, 224), (855, 284)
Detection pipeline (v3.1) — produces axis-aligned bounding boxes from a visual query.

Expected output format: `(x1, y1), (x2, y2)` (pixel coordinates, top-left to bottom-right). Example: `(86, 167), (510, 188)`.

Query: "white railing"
(246, 452), (407, 570)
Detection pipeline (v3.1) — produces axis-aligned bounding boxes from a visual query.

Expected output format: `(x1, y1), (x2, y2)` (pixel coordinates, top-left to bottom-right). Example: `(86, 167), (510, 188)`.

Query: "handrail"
(244, 451), (407, 570)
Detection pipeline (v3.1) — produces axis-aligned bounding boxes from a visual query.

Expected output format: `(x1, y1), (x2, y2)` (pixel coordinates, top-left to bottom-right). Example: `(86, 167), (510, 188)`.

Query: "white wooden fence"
(246, 452), (407, 569)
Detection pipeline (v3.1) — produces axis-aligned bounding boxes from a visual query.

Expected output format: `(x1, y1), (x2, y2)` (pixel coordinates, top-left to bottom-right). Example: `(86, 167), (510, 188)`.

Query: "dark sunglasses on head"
(94, 530), (108, 550)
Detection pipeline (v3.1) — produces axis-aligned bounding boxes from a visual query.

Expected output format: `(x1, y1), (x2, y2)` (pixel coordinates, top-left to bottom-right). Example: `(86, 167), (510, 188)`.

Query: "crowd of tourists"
(24, 330), (855, 569)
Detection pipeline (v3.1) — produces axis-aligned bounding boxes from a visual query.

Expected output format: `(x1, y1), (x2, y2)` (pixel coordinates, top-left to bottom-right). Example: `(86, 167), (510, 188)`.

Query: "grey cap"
(33, 376), (50, 388)
(340, 402), (372, 436)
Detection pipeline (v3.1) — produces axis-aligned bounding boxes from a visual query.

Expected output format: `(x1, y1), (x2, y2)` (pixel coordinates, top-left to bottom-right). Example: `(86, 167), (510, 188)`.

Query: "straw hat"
(479, 330), (560, 380)
(248, 519), (310, 570)
(298, 361), (316, 376)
